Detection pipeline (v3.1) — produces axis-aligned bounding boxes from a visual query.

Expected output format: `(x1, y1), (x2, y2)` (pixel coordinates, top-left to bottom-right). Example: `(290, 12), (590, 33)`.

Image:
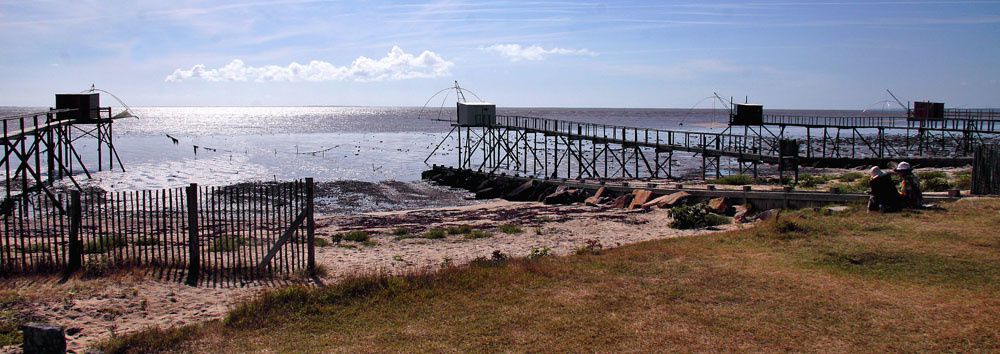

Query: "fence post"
(306, 178), (316, 275)
(185, 183), (200, 286)
(66, 191), (82, 275)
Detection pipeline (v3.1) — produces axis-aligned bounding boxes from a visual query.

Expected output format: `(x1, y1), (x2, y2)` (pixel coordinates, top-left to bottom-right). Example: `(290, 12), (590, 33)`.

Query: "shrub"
(340, 231), (370, 242)
(464, 230), (493, 239)
(921, 177), (951, 192)
(471, 250), (509, 266)
(497, 224), (523, 234)
(391, 228), (411, 237)
(917, 171), (948, 180)
(668, 203), (712, 229)
(314, 237), (331, 247)
(828, 179), (868, 193)
(796, 174), (831, 188)
(421, 228), (447, 239)
(952, 171), (972, 190)
(704, 213), (731, 227)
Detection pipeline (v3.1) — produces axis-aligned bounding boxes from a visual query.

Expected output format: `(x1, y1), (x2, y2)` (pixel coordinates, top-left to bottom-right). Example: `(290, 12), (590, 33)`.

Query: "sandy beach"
(1, 201), (738, 352)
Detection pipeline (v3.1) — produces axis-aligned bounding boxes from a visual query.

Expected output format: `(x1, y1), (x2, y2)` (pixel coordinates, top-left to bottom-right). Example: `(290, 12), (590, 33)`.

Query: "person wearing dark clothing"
(868, 166), (901, 213)
(895, 161), (923, 208)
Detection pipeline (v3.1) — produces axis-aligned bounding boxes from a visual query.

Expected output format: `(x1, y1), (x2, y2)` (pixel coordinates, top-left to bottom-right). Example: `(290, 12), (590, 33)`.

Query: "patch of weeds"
(796, 174), (832, 188)
(704, 213), (731, 227)
(337, 243), (358, 250)
(497, 223), (523, 234)
(97, 324), (203, 354)
(921, 176), (951, 192)
(709, 174), (760, 185)
(209, 236), (245, 252)
(812, 248), (1000, 288)
(340, 231), (370, 242)
(527, 246), (552, 259)
(440, 257), (454, 268)
(575, 239), (603, 255)
(421, 228), (447, 239)
(0, 292), (25, 347)
(952, 171), (972, 190)
(391, 227), (411, 238)
(668, 203), (713, 229)
(463, 230), (493, 239)
(471, 250), (509, 267)
(84, 235), (127, 254)
(134, 236), (160, 247)
(827, 179), (868, 193)
(839, 172), (865, 182)
(314, 237), (332, 247)
(446, 225), (473, 235)
(82, 254), (114, 277)
(20, 243), (51, 254)
(361, 240), (379, 247)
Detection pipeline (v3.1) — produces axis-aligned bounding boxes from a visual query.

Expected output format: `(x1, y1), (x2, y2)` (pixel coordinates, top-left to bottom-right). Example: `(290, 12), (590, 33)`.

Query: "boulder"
(609, 194), (634, 208)
(707, 197), (729, 214)
(756, 209), (781, 222)
(642, 191), (691, 209)
(474, 187), (500, 199)
(733, 204), (752, 223)
(543, 188), (586, 205)
(21, 323), (66, 354)
(584, 187), (606, 206)
(504, 180), (537, 201)
(629, 189), (653, 209)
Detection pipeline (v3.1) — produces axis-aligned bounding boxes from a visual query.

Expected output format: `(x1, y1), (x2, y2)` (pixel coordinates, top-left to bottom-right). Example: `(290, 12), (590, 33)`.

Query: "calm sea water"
(2, 106), (891, 191)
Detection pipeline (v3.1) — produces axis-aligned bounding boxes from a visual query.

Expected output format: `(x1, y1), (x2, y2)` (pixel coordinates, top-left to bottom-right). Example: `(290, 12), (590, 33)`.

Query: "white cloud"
(482, 44), (598, 62)
(165, 46), (453, 82)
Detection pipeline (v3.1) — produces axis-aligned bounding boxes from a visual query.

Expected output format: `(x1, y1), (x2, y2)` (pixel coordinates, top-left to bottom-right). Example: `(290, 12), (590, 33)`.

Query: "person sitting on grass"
(894, 161), (923, 208)
(868, 166), (901, 213)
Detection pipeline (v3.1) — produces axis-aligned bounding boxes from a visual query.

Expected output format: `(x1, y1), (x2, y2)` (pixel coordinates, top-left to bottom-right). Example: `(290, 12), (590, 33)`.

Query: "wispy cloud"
(165, 46), (453, 82)
(482, 44), (598, 62)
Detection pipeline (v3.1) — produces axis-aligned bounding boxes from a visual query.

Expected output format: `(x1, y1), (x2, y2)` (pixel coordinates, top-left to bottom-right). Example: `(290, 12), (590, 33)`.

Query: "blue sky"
(1, 0), (998, 109)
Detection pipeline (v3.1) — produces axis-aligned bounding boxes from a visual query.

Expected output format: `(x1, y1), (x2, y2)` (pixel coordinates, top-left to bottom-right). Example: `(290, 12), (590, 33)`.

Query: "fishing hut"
(2, 92), (125, 203)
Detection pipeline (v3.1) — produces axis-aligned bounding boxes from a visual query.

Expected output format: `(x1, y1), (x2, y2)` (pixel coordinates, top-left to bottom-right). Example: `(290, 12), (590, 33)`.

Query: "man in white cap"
(868, 166), (901, 212)
(895, 161), (923, 208)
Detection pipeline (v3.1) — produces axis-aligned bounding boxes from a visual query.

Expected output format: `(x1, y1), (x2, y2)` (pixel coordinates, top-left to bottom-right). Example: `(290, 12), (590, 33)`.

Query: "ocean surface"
(2, 106), (895, 192)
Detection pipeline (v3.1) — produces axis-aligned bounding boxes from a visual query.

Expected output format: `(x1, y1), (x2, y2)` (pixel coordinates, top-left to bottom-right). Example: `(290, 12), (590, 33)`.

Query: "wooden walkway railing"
(0, 179), (315, 286)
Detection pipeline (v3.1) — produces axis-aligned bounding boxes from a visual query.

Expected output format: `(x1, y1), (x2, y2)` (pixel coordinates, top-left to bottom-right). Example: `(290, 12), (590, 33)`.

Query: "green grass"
(708, 174), (759, 185)
(20, 243), (51, 253)
(391, 228), (411, 237)
(421, 228), (447, 239)
(463, 230), (494, 239)
(497, 224), (523, 234)
(339, 231), (370, 243)
(83, 235), (127, 254)
(838, 172), (865, 182)
(446, 225), (473, 235)
(99, 199), (1000, 353)
(314, 237), (331, 247)
(134, 236), (160, 247)
(208, 236), (245, 252)
(0, 292), (24, 347)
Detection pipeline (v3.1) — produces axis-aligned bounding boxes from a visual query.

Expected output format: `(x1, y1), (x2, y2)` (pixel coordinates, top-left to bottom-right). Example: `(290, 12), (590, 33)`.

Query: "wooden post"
(305, 178), (316, 275)
(185, 183), (199, 286)
(66, 191), (82, 275)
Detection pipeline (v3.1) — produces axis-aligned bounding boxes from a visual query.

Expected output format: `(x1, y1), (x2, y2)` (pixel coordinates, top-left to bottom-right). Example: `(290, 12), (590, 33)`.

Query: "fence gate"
(0, 179), (315, 286)
(972, 144), (1000, 195)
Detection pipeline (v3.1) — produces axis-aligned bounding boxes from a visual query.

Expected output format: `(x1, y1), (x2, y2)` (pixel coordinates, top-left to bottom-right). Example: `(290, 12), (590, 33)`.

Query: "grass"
(464, 230), (493, 240)
(497, 223), (523, 234)
(134, 236), (160, 247)
(208, 236), (244, 253)
(0, 292), (24, 347)
(84, 235), (127, 254)
(446, 225), (473, 235)
(421, 228), (447, 239)
(339, 231), (370, 243)
(98, 199), (1000, 353)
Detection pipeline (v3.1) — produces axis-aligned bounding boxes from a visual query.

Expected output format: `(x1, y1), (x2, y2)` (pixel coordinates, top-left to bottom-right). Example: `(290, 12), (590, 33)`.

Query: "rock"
(756, 209), (781, 221)
(543, 188), (585, 205)
(642, 191), (690, 209)
(629, 189), (653, 209)
(584, 187), (606, 206)
(65, 327), (82, 336)
(708, 197), (729, 214)
(21, 323), (66, 354)
(609, 194), (633, 208)
(733, 204), (752, 223)
(826, 205), (851, 213)
(474, 187), (500, 199)
(504, 180), (537, 201)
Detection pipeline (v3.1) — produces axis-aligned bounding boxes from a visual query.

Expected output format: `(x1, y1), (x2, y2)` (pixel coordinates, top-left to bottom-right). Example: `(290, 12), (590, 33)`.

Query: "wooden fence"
(0, 179), (315, 286)
(972, 144), (1000, 195)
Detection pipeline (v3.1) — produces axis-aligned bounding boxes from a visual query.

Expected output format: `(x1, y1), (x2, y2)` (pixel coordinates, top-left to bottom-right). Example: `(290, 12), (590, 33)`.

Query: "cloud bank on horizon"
(166, 46), (453, 82)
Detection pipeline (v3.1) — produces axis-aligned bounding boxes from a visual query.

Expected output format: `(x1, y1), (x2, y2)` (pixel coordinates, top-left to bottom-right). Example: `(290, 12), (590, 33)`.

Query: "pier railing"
(0, 179), (316, 286)
(495, 115), (778, 157)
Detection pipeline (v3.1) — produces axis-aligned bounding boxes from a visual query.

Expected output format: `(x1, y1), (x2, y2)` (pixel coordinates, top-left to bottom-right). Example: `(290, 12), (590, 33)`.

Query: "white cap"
(869, 166), (885, 178)
(895, 161), (911, 171)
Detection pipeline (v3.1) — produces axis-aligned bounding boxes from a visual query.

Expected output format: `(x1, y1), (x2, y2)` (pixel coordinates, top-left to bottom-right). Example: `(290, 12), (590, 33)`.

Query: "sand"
(2, 201), (739, 352)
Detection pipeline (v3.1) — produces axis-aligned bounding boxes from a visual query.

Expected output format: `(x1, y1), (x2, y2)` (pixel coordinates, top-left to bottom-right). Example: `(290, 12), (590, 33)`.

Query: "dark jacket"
(868, 174), (901, 212)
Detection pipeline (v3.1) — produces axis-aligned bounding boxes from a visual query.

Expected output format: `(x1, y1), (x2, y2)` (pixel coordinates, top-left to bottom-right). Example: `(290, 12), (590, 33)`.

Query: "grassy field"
(101, 199), (1000, 353)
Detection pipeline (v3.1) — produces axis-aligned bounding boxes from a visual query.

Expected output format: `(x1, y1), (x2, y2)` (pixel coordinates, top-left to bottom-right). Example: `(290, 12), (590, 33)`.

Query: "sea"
(0, 106), (901, 191)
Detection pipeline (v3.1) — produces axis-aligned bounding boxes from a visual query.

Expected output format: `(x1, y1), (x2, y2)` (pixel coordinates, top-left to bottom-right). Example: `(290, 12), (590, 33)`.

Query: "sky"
(1, 0), (999, 109)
